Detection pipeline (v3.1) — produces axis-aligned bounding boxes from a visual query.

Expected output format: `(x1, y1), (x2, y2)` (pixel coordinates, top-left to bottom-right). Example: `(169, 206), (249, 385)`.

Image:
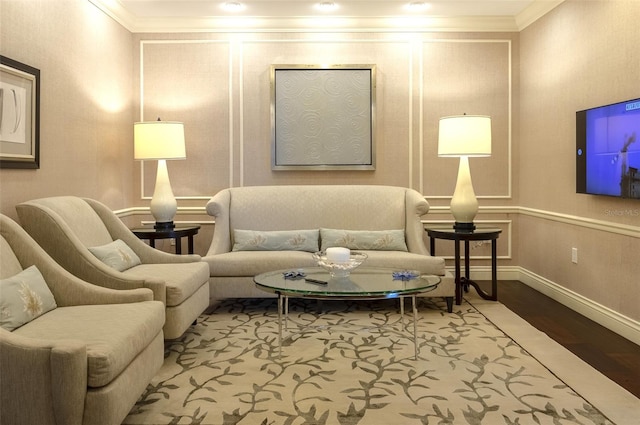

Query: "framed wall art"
(271, 64), (376, 171)
(0, 55), (40, 169)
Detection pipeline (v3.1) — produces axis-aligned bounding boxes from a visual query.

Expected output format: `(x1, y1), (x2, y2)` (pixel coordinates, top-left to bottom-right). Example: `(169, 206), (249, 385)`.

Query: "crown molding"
(88, 0), (137, 30)
(516, 0), (565, 30)
(88, 0), (565, 34)
(98, 15), (522, 34)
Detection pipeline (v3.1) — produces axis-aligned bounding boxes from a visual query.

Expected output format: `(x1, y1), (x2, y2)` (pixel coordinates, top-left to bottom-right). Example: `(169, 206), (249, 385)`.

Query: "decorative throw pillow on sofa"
(233, 229), (320, 252)
(320, 228), (408, 251)
(0, 265), (58, 331)
(88, 239), (142, 272)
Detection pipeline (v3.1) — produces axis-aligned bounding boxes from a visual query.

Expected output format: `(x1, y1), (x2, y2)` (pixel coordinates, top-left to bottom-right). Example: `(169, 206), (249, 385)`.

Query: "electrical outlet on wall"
(571, 247), (578, 264)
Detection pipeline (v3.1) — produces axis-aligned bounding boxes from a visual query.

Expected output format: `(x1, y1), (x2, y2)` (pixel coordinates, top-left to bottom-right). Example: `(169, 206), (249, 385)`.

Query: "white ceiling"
(90, 0), (565, 32)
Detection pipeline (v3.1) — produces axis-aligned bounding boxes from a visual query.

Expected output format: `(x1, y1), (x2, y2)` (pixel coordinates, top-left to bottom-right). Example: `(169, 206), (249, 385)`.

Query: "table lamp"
(134, 120), (186, 230)
(438, 115), (491, 232)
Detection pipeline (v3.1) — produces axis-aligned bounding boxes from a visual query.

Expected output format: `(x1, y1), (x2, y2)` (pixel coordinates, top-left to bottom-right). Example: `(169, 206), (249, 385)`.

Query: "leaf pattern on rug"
(124, 298), (613, 425)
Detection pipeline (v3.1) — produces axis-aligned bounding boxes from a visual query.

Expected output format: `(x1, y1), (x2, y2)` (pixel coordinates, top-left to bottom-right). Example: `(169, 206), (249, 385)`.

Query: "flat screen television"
(576, 97), (640, 199)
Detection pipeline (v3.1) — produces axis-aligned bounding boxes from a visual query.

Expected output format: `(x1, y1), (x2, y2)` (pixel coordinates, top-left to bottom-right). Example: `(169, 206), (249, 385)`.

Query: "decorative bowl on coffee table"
(312, 251), (368, 277)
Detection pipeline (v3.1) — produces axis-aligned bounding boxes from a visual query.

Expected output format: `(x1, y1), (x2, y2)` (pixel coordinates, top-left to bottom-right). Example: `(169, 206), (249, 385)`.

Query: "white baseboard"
(447, 266), (640, 346)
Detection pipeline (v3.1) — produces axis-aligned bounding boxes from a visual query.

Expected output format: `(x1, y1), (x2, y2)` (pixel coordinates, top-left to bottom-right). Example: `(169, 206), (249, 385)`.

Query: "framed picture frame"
(271, 64), (376, 171)
(1, 55), (40, 169)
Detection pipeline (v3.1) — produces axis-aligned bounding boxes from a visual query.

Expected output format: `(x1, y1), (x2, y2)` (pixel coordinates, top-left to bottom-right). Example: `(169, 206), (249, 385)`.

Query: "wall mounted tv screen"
(576, 97), (640, 199)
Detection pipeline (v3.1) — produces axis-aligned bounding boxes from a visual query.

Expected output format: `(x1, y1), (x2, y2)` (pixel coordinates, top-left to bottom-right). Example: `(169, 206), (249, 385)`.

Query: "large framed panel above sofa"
(203, 185), (455, 312)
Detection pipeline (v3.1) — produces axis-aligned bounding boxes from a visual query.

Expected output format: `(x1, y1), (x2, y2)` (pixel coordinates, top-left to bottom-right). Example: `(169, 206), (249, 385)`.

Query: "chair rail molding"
(519, 206), (640, 238)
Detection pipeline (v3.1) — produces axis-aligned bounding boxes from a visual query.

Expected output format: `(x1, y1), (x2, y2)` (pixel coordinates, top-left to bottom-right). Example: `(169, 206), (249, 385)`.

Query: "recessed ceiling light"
(315, 2), (338, 12)
(406, 2), (431, 12)
(222, 2), (245, 12)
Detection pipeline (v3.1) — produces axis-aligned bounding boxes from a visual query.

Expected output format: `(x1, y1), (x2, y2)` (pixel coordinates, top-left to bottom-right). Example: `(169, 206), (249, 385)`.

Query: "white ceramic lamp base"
(150, 159), (177, 229)
(450, 156), (478, 232)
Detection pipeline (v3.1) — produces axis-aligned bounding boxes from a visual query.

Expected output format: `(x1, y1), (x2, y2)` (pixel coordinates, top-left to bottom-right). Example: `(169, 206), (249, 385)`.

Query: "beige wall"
(0, 0), (134, 219)
(133, 32), (517, 259)
(133, 33), (514, 194)
(519, 0), (640, 322)
(1, 1), (638, 332)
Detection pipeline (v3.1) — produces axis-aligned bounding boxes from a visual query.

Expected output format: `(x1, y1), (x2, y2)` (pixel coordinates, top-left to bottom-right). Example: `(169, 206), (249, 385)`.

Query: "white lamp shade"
(134, 121), (186, 160)
(438, 115), (491, 157)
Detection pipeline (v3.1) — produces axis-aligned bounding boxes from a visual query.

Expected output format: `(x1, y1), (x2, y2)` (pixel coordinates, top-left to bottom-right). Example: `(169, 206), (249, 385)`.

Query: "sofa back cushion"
(227, 185), (407, 233)
(320, 228), (408, 251)
(232, 229), (320, 252)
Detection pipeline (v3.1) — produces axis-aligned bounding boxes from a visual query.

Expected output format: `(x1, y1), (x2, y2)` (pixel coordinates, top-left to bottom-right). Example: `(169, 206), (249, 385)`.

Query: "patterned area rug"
(124, 297), (627, 425)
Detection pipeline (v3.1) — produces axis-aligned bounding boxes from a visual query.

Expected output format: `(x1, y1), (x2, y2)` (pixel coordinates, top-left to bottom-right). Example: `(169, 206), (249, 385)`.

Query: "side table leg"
(187, 235), (195, 254)
(464, 240), (470, 292)
(491, 239), (498, 300)
(454, 240), (462, 305)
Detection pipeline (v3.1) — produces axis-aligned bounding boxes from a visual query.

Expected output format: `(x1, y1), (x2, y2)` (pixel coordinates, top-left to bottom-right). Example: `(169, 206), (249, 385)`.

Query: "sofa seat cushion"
(356, 251), (445, 276)
(203, 251), (318, 277)
(13, 301), (164, 388)
(123, 262), (209, 306)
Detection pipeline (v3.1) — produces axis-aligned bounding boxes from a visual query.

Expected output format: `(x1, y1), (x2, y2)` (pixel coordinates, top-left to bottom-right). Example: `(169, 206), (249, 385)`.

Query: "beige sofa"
(0, 214), (165, 425)
(203, 185), (454, 311)
(16, 196), (209, 339)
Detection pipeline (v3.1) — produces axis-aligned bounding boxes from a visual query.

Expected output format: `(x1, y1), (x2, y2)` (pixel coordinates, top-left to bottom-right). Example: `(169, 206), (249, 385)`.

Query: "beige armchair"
(0, 214), (165, 425)
(16, 196), (209, 339)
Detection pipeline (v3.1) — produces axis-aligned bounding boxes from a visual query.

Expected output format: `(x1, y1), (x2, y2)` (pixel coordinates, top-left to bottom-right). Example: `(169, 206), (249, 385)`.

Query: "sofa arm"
(405, 189), (431, 255)
(1, 329), (87, 425)
(205, 189), (232, 255)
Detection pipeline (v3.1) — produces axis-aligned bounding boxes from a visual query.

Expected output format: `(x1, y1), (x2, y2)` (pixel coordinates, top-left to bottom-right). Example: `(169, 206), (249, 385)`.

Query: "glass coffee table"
(254, 267), (441, 359)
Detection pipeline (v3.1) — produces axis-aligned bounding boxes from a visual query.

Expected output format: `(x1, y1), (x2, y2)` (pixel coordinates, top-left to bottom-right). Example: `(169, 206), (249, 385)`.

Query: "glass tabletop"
(254, 267), (441, 299)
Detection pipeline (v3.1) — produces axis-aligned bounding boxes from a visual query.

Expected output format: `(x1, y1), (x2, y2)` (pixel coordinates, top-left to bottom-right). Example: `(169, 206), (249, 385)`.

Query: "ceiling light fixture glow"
(405, 2), (431, 12)
(222, 1), (245, 12)
(315, 2), (338, 12)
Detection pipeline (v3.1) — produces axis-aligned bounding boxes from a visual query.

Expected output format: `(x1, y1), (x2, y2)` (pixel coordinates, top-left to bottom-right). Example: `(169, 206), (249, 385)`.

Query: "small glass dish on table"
(312, 250), (368, 277)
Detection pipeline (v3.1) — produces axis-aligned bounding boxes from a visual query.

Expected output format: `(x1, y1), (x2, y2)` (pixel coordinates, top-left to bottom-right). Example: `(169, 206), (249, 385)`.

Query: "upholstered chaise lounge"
(16, 196), (209, 339)
(0, 214), (165, 425)
(203, 185), (455, 311)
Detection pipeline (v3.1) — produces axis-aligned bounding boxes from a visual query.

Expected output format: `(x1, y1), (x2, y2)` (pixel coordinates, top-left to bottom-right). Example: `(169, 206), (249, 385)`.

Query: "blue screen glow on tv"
(584, 99), (640, 198)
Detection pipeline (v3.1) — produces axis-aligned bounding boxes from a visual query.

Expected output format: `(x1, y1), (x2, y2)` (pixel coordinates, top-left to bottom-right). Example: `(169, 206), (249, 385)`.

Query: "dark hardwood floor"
(476, 280), (640, 399)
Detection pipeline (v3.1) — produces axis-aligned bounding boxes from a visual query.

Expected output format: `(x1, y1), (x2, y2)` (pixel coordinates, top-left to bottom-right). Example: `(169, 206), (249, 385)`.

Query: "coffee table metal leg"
(275, 293), (420, 360)
(285, 296), (289, 330)
(277, 293), (283, 359)
(412, 295), (418, 360)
